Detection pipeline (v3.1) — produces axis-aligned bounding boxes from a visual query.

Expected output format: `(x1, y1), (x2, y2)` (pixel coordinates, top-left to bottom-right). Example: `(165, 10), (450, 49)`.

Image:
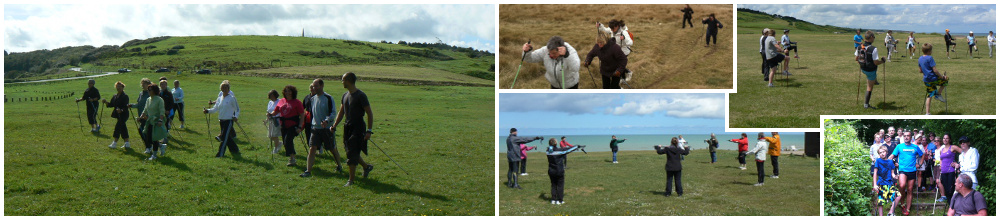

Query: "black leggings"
(601, 74), (622, 89)
(760, 52), (769, 75)
(706, 32), (717, 45)
(738, 151), (747, 165)
(281, 127), (298, 156)
(682, 16), (693, 28)
(549, 173), (565, 201)
(143, 124), (159, 151)
(507, 159), (520, 186)
(666, 170), (683, 195)
(771, 156), (780, 176)
(519, 159), (527, 174)
(86, 102), (98, 125)
(113, 117), (129, 139)
(756, 161), (766, 184)
(175, 102), (185, 122)
(941, 172), (957, 202)
(785, 45), (798, 54)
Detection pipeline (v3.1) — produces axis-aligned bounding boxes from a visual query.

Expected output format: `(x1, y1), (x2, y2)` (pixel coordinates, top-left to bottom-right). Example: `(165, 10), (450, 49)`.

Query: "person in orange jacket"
(763, 132), (782, 178)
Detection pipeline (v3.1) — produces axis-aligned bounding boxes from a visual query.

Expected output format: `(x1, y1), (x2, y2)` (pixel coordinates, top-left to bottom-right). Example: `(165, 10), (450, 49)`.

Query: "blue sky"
(739, 4), (996, 34)
(499, 93), (726, 136)
(4, 4), (496, 53)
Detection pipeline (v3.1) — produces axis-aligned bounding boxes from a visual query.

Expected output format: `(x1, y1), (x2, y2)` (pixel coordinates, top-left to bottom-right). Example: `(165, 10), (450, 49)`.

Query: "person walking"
(204, 80), (241, 158)
(139, 84), (166, 160)
(331, 73), (376, 187)
(101, 81), (131, 149)
(702, 14), (724, 47)
(76, 79), (101, 132)
(300, 79), (345, 178)
(265, 90), (283, 154)
(129, 78), (152, 153)
(655, 137), (690, 196)
(171, 80), (185, 128)
(680, 4), (694, 29)
(889, 131), (922, 216)
(271, 86), (305, 167)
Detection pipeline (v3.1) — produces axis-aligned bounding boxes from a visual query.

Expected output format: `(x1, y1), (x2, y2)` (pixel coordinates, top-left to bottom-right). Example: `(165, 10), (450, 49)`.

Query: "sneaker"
(123, 142), (131, 149)
(144, 148), (152, 154)
(794, 55), (799, 59)
(763, 76), (769, 81)
(875, 80), (880, 85)
(754, 183), (764, 186)
(613, 161), (618, 164)
(272, 147), (280, 154)
(520, 173), (528, 176)
(551, 200), (557, 205)
(180, 125), (185, 129)
(363, 165), (374, 178)
(287, 158), (296, 166)
(864, 104), (876, 109)
(624, 70), (633, 82)
(888, 213), (895, 216)
(935, 94), (947, 103)
(299, 171), (311, 177)
(557, 201), (564, 205)
(160, 144), (167, 156)
(96, 125), (101, 132)
(343, 181), (353, 187)
(772, 175), (779, 179)
(767, 83), (774, 87)
(936, 196), (947, 202)
(783, 70), (791, 76)
(109, 142), (118, 149)
(740, 167), (747, 170)
(147, 154), (157, 160)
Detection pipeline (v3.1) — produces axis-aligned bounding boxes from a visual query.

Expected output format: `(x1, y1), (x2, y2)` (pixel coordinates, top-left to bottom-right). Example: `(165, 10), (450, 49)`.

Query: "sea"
(498, 133), (806, 153)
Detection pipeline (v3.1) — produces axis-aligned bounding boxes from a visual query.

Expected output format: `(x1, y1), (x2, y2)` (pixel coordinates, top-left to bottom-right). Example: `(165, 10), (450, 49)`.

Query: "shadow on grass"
(730, 180), (755, 186)
(357, 177), (451, 202)
(156, 156), (192, 172)
(231, 154), (275, 170)
(875, 101), (905, 111)
(91, 132), (111, 139)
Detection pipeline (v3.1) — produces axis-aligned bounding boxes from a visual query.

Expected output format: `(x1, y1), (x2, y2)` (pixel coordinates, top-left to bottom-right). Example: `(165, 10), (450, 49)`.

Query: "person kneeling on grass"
(873, 145), (901, 216)
(546, 138), (584, 205)
(917, 43), (949, 115)
(746, 132), (769, 186)
(522, 36), (581, 89)
(856, 30), (887, 109)
(655, 137), (689, 196)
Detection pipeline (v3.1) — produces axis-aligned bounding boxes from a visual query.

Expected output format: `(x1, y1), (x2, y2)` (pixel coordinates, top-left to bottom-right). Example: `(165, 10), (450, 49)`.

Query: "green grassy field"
(729, 14), (996, 128)
(237, 65), (493, 86)
(4, 72), (494, 215)
(499, 150), (821, 216)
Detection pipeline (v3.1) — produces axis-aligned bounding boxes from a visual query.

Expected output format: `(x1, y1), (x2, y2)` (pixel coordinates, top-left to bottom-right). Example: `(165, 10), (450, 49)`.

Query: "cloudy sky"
(4, 4), (495, 53)
(739, 4), (996, 34)
(499, 93), (725, 135)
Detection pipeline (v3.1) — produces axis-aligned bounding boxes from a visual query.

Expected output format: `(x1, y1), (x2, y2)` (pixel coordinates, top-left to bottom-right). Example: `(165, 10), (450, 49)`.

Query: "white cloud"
(739, 4), (995, 34)
(4, 4), (496, 53)
(605, 94), (724, 119)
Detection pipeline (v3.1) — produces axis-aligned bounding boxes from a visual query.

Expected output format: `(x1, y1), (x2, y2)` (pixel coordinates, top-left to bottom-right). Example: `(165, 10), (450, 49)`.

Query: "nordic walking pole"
(205, 107), (212, 149)
(856, 69), (862, 105)
(510, 40), (531, 89)
(943, 71), (948, 113)
(585, 65), (598, 88)
(234, 120), (257, 150)
(368, 139), (410, 175)
(129, 107), (147, 148)
(76, 101), (84, 131)
(932, 181), (940, 214)
(97, 101), (104, 131)
(559, 60), (566, 89)
(883, 59), (887, 105)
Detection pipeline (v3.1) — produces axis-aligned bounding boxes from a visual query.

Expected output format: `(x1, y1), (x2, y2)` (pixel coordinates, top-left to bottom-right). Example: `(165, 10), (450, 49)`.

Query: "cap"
(88, 79), (95, 84)
(970, 31), (974, 34)
(958, 136), (970, 143)
(510, 128), (517, 133)
(784, 29), (790, 33)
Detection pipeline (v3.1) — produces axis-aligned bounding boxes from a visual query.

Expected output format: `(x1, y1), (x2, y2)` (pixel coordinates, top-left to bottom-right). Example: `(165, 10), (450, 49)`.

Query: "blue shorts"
(862, 69), (878, 81)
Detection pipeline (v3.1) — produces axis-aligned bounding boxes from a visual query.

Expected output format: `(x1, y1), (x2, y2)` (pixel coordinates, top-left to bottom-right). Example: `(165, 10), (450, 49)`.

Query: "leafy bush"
(824, 120), (874, 216)
(120, 36), (171, 48)
(166, 49), (179, 55)
(171, 45), (185, 50)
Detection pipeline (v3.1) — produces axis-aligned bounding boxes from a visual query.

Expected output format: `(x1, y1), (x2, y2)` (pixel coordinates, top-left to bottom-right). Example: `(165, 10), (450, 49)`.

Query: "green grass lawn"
(237, 65), (493, 86)
(499, 150), (820, 216)
(730, 25), (996, 128)
(4, 72), (494, 215)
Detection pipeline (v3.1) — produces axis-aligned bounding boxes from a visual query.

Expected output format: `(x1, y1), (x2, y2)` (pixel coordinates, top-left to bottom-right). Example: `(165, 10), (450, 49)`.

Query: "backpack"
(626, 30), (635, 42)
(856, 44), (878, 72)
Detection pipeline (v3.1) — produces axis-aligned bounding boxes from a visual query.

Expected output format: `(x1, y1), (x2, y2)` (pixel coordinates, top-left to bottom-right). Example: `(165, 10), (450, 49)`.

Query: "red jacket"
(559, 140), (574, 148)
(730, 137), (749, 152)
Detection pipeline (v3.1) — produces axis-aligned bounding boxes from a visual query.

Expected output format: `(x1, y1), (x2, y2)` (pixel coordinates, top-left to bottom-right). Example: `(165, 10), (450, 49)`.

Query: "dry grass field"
(499, 4), (734, 89)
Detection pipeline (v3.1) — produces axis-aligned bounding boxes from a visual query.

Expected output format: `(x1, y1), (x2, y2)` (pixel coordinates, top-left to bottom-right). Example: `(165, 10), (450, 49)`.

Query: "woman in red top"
(729, 133), (749, 170)
(270, 85), (305, 166)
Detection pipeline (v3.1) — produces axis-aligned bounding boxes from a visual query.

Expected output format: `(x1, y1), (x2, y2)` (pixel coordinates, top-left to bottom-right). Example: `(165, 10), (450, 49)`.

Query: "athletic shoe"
(613, 161), (618, 164)
(286, 158), (296, 166)
(363, 165), (374, 178)
(180, 125), (185, 129)
(123, 142), (130, 149)
(160, 144), (167, 156)
(557, 201), (564, 205)
(794, 55), (799, 59)
(96, 125), (101, 132)
(763, 76), (769, 81)
(754, 183), (764, 186)
(783, 70), (791, 76)
(864, 104), (876, 109)
(875, 80), (880, 85)
(935, 94), (946, 103)
(624, 70), (633, 82)
(147, 154), (157, 160)
(936, 196), (947, 202)
(336, 165), (343, 173)
(520, 173), (528, 176)
(343, 181), (353, 187)
(299, 171), (311, 177)
(144, 148), (152, 154)
(767, 83), (774, 87)
(771, 175), (779, 179)
(740, 166), (747, 170)
(272, 146), (280, 154)
(109, 141), (118, 149)
(512, 185), (523, 189)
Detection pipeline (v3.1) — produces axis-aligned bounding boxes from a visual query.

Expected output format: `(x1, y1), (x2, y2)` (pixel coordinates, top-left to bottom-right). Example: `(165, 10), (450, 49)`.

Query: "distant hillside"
(5, 36), (495, 82)
(737, 8), (856, 33)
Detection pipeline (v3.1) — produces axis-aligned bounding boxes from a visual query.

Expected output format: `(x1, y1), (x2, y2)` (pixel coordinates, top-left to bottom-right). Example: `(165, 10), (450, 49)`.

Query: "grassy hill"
(5, 35), (495, 84)
(736, 9), (855, 34)
(4, 71), (494, 215)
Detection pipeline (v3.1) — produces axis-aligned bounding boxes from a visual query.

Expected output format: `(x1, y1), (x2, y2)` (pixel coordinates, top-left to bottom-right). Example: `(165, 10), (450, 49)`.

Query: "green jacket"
(141, 95), (168, 140)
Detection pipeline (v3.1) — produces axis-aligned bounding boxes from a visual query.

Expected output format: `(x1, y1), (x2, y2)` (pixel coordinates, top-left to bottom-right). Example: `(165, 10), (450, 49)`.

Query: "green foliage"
(824, 120), (874, 216)
(120, 36), (172, 48)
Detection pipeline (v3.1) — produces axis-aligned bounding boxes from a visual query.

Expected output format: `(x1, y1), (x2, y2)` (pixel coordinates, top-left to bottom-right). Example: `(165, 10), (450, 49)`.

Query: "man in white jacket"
(522, 36), (581, 89)
(953, 136), (979, 189)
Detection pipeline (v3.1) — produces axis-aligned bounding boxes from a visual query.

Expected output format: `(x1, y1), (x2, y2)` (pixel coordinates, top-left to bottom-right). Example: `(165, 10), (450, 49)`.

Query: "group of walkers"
(505, 130), (787, 204)
(851, 29), (951, 114)
(78, 72), (377, 186)
(867, 126), (984, 216)
(515, 5), (723, 89)
(759, 28), (794, 87)
(943, 29), (997, 59)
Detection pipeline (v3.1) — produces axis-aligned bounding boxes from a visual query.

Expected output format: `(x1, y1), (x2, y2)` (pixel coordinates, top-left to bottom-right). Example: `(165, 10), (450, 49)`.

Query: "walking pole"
(369, 139), (410, 175)
(882, 59), (887, 105)
(234, 120), (257, 150)
(943, 71), (948, 113)
(559, 60), (566, 89)
(585, 66), (598, 88)
(76, 101), (84, 131)
(129, 107), (147, 148)
(96, 101), (104, 131)
(932, 181), (940, 214)
(510, 40), (531, 89)
(205, 109), (212, 149)
(856, 69), (862, 105)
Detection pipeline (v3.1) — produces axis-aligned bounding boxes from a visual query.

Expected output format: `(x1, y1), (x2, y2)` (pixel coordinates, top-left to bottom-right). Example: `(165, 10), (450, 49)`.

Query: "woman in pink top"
(519, 144), (537, 175)
(270, 85), (305, 166)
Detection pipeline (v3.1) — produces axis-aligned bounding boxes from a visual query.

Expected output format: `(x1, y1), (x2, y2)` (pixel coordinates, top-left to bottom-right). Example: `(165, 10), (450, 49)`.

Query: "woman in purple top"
(935, 134), (961, 202)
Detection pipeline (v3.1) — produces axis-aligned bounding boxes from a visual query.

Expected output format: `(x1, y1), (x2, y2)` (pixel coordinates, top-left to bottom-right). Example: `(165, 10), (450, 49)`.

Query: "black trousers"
(550, 83), (579, 89)
(216, 120), (239, 157)
(738, 151), (747, 164)
(785, 45), (798, 54)
(281, 127), (298, 156)
(756, 161), (766, 184)
(601, 74), (622, 89)
(113, 117), (129, 139)
(682, 16), (693, 28)
(941, 172), (957, 203)
(86, 101), (98, 125)
(771, 156), (780, 176)
(143, 124), (159, 151)
(549, 173), (565, 201)
(666, 170), (683, 195)
(175, 102), (185, 122)
(507, 159), (520, 186)
(760, 52), (770, 76)
(706, 32), (717, 45)
(519, 159), (527, 174)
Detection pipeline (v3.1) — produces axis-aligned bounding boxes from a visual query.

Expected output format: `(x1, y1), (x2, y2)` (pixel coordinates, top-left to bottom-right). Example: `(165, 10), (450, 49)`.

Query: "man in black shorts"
(333, 72), (375, 187)
(299, 79), (344, 177)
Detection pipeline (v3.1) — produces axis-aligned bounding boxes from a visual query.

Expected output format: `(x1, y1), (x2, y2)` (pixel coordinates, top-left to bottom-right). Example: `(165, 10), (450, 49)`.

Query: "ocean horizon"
(499, 133), (807, 153)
